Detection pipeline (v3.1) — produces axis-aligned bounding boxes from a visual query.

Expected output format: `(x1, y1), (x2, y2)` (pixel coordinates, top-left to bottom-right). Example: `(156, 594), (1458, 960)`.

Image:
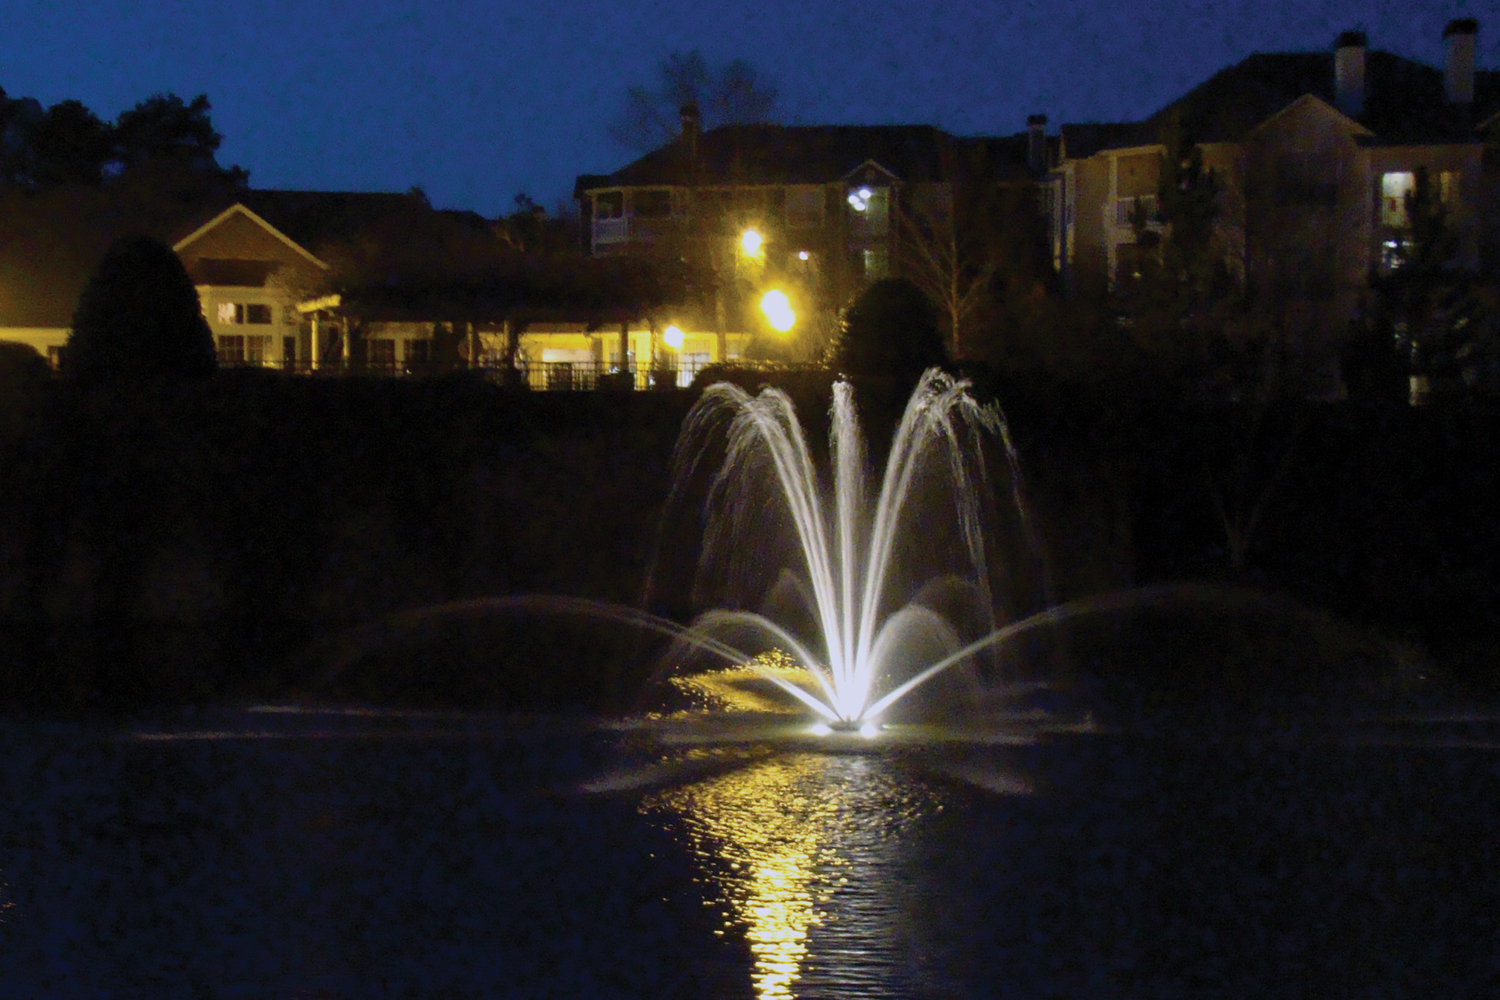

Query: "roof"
(578, 124), (1007, 191)
(1061, 47), (1500, 157)
(169, 189), (444, 255)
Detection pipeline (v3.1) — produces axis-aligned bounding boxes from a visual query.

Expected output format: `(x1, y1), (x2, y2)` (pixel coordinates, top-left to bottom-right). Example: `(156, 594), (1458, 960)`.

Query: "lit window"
(1381, 172), (1415, 227)
(216, 302), (274, 324)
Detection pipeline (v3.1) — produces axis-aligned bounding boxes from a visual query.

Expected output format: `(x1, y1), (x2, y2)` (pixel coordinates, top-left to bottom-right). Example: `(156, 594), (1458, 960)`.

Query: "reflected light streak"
(642, 754), (946, 1000)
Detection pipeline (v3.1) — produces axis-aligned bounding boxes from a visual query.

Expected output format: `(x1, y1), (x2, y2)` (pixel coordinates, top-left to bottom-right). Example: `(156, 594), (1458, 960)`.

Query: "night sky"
(2, 0), (1494, 217)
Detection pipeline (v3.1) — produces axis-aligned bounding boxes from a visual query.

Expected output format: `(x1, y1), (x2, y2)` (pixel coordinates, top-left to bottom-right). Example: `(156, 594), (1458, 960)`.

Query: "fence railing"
(214, 356), (816, 389)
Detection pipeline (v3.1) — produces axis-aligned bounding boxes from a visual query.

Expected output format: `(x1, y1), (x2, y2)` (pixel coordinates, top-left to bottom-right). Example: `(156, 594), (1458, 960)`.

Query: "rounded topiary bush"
(831, 277), (949, 379)
(65, 234), (216, 384)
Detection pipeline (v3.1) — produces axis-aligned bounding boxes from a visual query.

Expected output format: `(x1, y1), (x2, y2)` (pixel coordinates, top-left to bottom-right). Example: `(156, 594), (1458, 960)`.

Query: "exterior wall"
(176, 211), (315, 270)
(0, 328), (68, 365)
(199, 284), (300, 365)
(1068, 155), (1112, 294)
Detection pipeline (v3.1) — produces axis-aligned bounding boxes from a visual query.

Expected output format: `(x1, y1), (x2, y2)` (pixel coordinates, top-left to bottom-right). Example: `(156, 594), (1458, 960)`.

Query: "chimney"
(1027, 114), (1048, 175)
(1444, 19), (1478, 105)
(1334, 30), (1367, 117)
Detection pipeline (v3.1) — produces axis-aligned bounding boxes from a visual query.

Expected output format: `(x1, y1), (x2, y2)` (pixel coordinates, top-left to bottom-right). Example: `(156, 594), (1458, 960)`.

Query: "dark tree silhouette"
(610, 51), (777, 151)
(112, 93), (247, 186)
(65, 234), (217, 383)
(27, 99), (113, 185)
(832, 277), (950, 378)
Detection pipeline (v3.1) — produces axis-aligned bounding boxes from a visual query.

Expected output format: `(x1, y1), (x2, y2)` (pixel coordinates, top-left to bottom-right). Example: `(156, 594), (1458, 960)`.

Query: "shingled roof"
(580, 124), (995, 191)
(1062, 46), (1500, 157)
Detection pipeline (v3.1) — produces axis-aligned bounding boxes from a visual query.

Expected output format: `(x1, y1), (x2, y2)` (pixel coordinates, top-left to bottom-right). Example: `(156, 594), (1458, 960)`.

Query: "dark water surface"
(2, 707), (1499, 998)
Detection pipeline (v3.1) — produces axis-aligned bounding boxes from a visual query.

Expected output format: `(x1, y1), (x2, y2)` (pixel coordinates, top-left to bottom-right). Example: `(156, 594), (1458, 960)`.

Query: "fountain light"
(809, 722), (832, 736)
(859, 721), (879, 739)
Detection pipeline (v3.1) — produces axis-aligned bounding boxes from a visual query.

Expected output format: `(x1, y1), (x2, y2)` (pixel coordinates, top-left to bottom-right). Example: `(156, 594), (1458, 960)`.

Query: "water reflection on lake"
(642, 752), (952, 1000)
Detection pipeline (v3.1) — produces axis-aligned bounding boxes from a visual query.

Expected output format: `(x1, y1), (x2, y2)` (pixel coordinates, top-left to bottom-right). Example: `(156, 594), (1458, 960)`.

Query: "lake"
(1, 704), (1498, 998)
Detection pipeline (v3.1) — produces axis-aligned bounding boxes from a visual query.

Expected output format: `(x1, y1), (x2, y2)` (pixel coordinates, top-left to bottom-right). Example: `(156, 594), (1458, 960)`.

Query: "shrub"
(65, 234), (216, 383)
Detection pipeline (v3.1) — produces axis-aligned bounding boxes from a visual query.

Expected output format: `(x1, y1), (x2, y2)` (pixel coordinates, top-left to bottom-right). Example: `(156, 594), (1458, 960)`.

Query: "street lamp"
(760, 289), (795, 333)
(663, 324), (685, 350)
(740, 228), (764, 257)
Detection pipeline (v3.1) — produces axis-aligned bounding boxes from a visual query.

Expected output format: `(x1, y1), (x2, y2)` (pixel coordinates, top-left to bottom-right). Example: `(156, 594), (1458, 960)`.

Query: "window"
(848, 185), (890, 237)
(632, 188), (674, 218)
(368, 339), (396, 367)
(786, 186), (823, 228)
(1114, 194), (1159, 227)
(245, 335), (271, 362)
(594, 191), (624, 219)
(1439, 170), (1459, 207)
(216, 302), (273, 324)
(218, 334), (245, 362)
(405, 339), (430, 364)
(1381, 171), (1415, 227)
(860, 247), (889, 280)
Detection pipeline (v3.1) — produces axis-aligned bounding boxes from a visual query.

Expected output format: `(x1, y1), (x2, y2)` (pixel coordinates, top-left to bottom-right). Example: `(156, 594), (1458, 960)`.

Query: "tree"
(112, 93), (247, 187)
(831, 278), (949, 379)
(27, 99), (113, 185)
(65, 234), (217, 383)
(496, 192), (580, 255)
(1364, 166), (1491, 401)
(610, 51), (777, 151)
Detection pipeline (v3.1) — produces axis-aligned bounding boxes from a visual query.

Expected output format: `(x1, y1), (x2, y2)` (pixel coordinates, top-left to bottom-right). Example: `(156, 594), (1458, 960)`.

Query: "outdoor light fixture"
(797, 250), (810, 260)
(760, 289), (795, 333)
(740, 228), (764, 256)
(663, 325), (685, 349)
(847, 186), (875, 211)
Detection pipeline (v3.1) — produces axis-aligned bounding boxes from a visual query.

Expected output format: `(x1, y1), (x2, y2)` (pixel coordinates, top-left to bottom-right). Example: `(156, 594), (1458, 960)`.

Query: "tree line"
(0, 88), (246, 191)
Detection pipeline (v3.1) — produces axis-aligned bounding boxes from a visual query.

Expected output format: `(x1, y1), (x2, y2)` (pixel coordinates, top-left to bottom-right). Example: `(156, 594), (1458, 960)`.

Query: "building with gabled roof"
(574, 109), (1052, 359)
(1050, 20), (1499, 391)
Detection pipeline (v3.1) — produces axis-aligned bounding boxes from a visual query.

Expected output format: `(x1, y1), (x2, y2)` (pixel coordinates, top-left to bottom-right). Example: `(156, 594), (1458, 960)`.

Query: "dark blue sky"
(2, 0), (1493, 217)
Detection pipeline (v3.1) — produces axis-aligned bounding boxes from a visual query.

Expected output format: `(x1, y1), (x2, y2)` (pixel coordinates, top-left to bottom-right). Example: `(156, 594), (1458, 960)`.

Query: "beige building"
(1050, 20), (1498, 384)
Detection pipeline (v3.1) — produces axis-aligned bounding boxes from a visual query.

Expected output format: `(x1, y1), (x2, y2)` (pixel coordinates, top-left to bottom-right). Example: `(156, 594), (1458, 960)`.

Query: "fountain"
(640, 368), (1048, 731)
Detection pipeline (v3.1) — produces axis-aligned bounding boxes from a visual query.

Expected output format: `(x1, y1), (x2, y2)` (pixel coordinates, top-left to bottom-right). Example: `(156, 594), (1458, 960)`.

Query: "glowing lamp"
(663, 325), (685, 349)
(759, 289), (795, 333)
(859, 721), (879, 739)
(740, 229), (764, 256)
(797, 250), (810, 260)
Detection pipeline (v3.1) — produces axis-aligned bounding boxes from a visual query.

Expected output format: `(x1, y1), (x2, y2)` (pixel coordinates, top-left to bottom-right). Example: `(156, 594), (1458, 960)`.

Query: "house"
(574, 109), (1051, 360)
(0, 186), (673, 385)
(1049, 19), (1500, 385)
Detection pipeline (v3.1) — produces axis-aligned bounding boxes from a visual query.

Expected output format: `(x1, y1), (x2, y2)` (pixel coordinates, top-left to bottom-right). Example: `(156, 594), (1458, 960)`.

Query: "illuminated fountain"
(642, 368), (1047, 735)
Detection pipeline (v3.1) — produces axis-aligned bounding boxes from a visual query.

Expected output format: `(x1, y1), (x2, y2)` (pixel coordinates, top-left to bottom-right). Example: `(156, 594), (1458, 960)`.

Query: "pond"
(1, 705), (1498, 998)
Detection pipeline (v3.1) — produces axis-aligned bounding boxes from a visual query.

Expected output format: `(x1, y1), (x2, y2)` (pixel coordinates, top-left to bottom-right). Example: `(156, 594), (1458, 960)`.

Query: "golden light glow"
(740, 228), (764, 256)
(663, 324), (685, 349)
(759, 290), (795, 333)
(642, 752), (950, 1000)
